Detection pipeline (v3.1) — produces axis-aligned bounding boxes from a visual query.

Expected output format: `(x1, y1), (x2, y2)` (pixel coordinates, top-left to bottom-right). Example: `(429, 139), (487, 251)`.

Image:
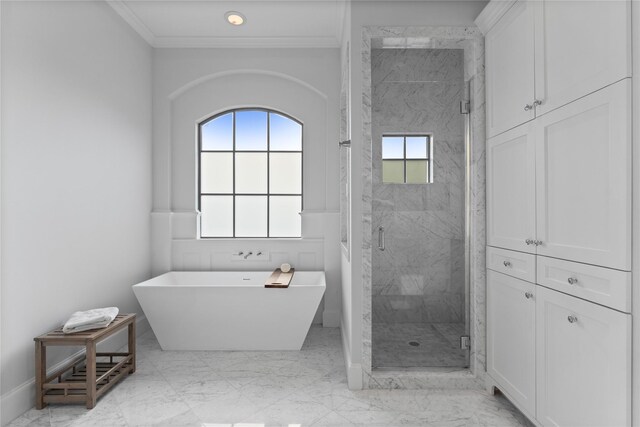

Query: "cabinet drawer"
(487, 246), (535, 283)
(537, 256), (631, 313)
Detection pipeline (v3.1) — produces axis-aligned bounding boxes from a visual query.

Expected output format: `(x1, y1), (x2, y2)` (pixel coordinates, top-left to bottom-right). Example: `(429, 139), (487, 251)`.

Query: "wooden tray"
(265, 268), (295, 288)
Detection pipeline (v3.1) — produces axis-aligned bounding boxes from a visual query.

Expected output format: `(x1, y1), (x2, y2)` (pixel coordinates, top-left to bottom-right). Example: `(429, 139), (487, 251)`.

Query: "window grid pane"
(236, 110), (268, 151)
(201, 152), (233, 193)
(270, 196), (302, 237)
(200, 195), (233, 237)
(199, 109), (302, 238)
(381, 134), (433, 184)
(201, 113), (233, 151)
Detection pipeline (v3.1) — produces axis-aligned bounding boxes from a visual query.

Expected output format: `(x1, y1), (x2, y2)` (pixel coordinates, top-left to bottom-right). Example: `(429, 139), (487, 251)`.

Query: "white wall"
(632, 1), (640, 425)
(0, 1), (152, 423)
(339, 0), (361, 387)
(341, 0), (487, 388)
(151, 48), (342, 326)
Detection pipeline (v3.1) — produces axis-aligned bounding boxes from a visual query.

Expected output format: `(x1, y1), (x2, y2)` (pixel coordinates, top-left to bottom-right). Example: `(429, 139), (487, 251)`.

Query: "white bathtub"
(132, 271), (325, 351)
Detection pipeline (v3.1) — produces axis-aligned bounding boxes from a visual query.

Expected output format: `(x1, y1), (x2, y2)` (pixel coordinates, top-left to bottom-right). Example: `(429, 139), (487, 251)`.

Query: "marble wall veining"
(359, 26), (486, 389)
(371, 48), (465, 326)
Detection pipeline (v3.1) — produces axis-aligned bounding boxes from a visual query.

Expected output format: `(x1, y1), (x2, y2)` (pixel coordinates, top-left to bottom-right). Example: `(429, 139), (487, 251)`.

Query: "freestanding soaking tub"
(132, 271), (325, 351)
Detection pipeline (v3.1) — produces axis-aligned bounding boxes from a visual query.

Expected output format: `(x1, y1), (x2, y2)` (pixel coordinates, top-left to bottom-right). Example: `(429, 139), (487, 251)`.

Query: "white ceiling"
(107, 0), (347, 48)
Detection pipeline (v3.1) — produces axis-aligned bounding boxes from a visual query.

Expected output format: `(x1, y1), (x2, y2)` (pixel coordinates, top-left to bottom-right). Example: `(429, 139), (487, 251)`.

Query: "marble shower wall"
(371, 48), (465, 325)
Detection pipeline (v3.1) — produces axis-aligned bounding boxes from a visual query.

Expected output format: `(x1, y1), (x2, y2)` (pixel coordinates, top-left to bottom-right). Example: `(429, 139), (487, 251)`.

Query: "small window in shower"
(382, 135), (432, 184)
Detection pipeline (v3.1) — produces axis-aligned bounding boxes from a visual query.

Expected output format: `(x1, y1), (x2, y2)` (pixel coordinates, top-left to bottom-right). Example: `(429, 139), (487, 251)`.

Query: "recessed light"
(225, 11), (245, 26)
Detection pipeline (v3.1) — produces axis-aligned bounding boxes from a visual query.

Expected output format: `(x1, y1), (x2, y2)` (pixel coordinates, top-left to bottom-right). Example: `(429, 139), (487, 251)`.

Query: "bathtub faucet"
(243, 251), (253, 259)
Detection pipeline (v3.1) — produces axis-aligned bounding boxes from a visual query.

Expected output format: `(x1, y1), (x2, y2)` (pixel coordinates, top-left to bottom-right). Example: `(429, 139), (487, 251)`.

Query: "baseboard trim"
(322, 309), (341, 328)
(340, 319), (363, 390)
(1, 315), (150, 426)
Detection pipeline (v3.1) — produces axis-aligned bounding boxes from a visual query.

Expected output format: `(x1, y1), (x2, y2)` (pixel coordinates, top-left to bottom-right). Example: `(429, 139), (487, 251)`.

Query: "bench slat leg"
(35, 342), (46, 409)
(85, 341), (96, 409)
(128, 321), (136, 374)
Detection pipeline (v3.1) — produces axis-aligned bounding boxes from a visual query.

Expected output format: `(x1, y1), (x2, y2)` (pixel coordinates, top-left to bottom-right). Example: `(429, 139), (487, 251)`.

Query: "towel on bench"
(62, 307), (119, 334)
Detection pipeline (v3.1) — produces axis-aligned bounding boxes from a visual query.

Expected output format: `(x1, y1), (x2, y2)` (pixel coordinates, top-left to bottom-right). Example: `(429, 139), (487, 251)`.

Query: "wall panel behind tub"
(152, 48), (341, 327)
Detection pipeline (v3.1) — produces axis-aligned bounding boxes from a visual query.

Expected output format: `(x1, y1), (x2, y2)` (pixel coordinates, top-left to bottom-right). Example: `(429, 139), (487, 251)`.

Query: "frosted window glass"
(270, 113), (302, 151)
(406, 137), (428, 159)
(270, 196), (301, 237)
(236, 110), (267, 151)
(406, 160), (428, 183)
(236, 196), (267, 237)
(235, 153), (267, 194)
(200, 196), (233, 237)
(270, 153), (302, 194)
(382, 137), (404, 159)
(383, 160), (404, 183)
(201, 113), (233, 151)
(200, 153), (233, 193)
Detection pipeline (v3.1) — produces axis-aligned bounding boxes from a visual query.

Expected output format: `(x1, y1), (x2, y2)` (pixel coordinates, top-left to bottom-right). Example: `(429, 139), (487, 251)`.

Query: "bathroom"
(1, 0), (639, 426)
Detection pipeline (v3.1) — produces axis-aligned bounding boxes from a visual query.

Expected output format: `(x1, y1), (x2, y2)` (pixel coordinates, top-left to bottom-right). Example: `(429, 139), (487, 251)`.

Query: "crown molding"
(475, 0), (517, 35)
(106, 0), (155, 46)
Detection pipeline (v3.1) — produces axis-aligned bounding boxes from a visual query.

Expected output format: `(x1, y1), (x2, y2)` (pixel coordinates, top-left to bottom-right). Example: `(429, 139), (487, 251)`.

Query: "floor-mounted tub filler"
(132, 271), (326, 351)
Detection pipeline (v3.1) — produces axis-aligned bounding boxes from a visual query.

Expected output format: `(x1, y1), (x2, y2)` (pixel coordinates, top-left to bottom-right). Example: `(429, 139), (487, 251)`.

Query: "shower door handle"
(378, 226), (385, 251)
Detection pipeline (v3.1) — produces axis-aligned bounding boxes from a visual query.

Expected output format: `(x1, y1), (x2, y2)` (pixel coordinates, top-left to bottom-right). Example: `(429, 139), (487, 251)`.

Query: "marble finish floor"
(373, 323), (468, 368)
(9, 326), (531, 427)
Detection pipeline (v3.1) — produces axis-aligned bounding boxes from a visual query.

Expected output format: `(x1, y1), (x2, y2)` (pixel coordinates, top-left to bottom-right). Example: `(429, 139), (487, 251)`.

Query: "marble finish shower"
(371, 48), (469, 368)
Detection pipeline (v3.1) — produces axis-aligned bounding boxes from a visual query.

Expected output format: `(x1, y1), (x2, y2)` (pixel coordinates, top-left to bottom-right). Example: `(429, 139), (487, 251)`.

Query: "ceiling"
(107, 0), (347, 48)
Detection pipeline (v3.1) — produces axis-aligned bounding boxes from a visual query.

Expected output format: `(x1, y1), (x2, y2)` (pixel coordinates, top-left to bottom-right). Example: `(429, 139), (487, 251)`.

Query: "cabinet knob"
(524, 104), (533, 111)
(533, 99), (543, 106)
(503, 260), (512, 267)
(525, 239), (533, 245)
(534, 240), (543, 246)
(567, 277), (578, 285)
(525, 292), (533, 299)
(567, 315), (578, 324)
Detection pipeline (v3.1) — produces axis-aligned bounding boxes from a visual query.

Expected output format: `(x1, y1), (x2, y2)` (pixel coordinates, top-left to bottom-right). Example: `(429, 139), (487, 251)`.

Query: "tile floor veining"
(9, 326), (531, 427)
(373, 323), (468, 368)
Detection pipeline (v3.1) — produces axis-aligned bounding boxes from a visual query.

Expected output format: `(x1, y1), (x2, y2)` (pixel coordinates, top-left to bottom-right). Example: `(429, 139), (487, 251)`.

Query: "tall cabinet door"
(486, 0), (536, 137)
(535, 79), (631, 270)
(534, 0), (631, 115)
(487, 270), (536, 418)
(536, 286), (631, 427)
(487, 123), (536, 253)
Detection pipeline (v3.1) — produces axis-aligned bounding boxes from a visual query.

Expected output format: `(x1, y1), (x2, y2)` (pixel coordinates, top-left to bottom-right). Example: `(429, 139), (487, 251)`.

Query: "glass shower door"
(371, 48), (469, 369)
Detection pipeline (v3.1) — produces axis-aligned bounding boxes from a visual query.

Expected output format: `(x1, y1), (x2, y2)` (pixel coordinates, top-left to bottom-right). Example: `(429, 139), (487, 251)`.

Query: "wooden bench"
(34, 313), (136, 409)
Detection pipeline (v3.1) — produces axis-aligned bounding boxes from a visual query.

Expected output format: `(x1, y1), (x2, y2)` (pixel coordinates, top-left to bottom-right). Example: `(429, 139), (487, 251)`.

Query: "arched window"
(198, 108), (303, 238)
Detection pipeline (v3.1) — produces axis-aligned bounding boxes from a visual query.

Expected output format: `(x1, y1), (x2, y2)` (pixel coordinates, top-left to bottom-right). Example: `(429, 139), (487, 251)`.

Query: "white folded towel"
(62, 307), (119, 334)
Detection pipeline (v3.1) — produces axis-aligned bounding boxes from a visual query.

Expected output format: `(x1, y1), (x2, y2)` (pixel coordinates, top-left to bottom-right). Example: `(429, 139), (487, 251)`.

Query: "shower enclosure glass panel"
(371, 48), (469, 368)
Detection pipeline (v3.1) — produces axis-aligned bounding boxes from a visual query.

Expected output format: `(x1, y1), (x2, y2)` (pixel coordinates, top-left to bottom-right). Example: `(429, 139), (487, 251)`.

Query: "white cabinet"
(487, 270), (536, 418)
(487, 246), (536, 283)
(537, 256), (631, 313)
(536, 286), (631, 427)
(535, 80), (631, 271)
(534, 0), (631, 116)
(487, 273), (633, 426)
(484, 0), (631, 138)
(487, 79), (631, 271)
(486, 0), (535, 137)
(481, 1), (633, 425)
(487, 123), (536, 254)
